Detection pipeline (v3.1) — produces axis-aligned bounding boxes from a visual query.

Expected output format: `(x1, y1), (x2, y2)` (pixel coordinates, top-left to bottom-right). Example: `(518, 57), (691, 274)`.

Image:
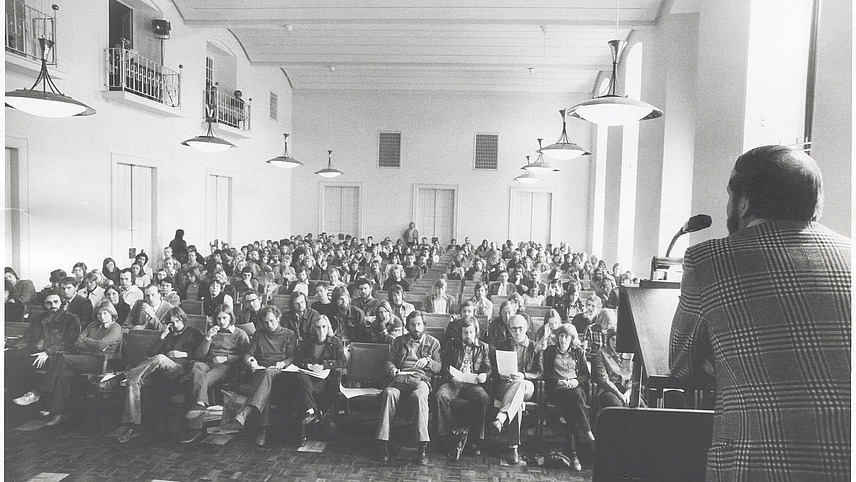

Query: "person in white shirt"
(117, 268), (143, 306)
(78, 272), (105, 308)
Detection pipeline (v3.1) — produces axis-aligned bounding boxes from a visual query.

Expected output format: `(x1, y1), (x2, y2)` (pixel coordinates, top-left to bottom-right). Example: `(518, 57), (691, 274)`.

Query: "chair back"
(180, 300), (203, 315)
(422, 313), (452, 328)
(235, 323), (256, 337)
(593, 407), (713, 482)
(524, 305), (552, 318)
(124, 329), (163, 368)
(425, 326), (445, 341)
(529, 317), (544, 334)
(187, 314), (207, 333)
(347, 342), (389, 388)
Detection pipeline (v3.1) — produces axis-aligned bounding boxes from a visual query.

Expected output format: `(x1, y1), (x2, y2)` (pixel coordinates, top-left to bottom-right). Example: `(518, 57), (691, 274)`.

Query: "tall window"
(206, 173), (233, 246)
(108, 0), (133, 50)
(414, 186), (456, 244)
(509, 188), (553, 244)
(322, 184), (361, 237)
(112, 157), (158, 263)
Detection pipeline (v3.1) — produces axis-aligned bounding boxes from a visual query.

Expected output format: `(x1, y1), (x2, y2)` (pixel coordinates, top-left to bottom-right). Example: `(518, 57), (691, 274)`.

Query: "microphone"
(666, 214), (712, 257)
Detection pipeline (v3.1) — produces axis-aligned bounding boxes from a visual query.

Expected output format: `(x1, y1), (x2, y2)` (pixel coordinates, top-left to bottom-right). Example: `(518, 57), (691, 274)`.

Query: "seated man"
(283, 291), (322, 343)
(59, 276), (93, 325)
(159, 276), (181, 307)
(311, 283), (336, 320)
(229, 306), (297, 446)
(441, 300), (477, 347)
(422, 278), (458, 315)
(375, 311), (441, 465)
(124, 284), (174, 332)
(488, 270), (514, 298)
(329, 286), (371, 344)
(437, 317), (491, 460)
(117, 268), (144, 307)
(235, 266), (259, 298)
(202, 278), (234, 323)
(40, 301), (123, 426)
(294, 315), (347, 446)
(115, 306), (204, 443)
(486, 301), (517, 347)
(583, 308), (616, 363)
(372, 300), (405, 344)
(489, 315), (543, 465)
(180, 304), (250, 443)
(387, 285), (415, 323)
(8, 290), (81, 406)
(382, 265), (411, 292)
(5, 267), (36, 306)
(352, 277), (381, 317)
(78, 272), (105, 308)
(237, 290), (264, 327)
(287, 266), (311, 296)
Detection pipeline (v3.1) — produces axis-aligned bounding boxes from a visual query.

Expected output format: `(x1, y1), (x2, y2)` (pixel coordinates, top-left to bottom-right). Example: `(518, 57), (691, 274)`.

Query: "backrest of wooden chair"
(422, 313), (452, 328)
(235, 323), (256, 337)
(593, 407), (714, 482)
(347, 342), (389, 387)
(180, 300), (203, 315)
(425, 326), (445, 342)
(525, 305), (552, 318)
(124, 329), (163, 368)
(187, 314), (207, 333)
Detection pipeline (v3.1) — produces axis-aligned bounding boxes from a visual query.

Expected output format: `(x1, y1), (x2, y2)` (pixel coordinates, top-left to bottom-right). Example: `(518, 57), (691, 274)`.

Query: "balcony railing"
(105, 47), (181, 108)
(204, 87), (250, 130)
(5, 0), (56, 64)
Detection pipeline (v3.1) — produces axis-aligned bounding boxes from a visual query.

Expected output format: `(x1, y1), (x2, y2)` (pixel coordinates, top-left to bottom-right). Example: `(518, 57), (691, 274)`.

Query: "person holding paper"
(489, 314), (542, 465)
(375, 311), (441, 465)
(543, 324), (592, 471)
(115, 306), (203, 444)
(294, 315), (347, 445)
(436, 317), (491, 461)
(229, 305), (297, 446)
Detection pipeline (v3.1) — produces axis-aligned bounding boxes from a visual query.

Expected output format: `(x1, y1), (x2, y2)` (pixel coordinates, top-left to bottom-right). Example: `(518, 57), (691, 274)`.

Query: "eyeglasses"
(509, 326), (527, 332)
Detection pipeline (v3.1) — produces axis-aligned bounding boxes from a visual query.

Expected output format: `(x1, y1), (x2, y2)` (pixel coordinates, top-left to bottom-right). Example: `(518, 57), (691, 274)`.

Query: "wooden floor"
(5, 397), (593, 482)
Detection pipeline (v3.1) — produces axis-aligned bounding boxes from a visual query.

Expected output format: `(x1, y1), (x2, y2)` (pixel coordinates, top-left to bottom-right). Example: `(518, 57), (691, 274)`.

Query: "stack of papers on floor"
(339, 383), (382, 399)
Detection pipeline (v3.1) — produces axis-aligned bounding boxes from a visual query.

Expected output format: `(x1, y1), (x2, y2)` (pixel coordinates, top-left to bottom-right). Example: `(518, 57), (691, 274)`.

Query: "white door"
(416, 187), (456, 245)
(206, 174), (233, 247)
(5, 147), (21, 271)
(113, 162), (157, 262)
(323, 185), (360, 237)
(510, 189), (553, 244)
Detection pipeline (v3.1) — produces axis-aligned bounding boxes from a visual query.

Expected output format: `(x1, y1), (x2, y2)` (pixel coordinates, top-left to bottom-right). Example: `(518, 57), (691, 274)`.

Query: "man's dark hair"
(119, 267), (135, 282)
(729, 145), (823, 221)
(59, 276), (77, 287)
(355, 277), (372, 289)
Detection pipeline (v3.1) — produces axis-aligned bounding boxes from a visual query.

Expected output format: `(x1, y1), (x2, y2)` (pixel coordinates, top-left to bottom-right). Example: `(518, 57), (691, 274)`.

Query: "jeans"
(122, 354), (186, 425)
(548, 385), (591, 451)
(189, 361), (234, 406)
(375, 381), (430, 442)
(44, 353), (102, 414)
(296, 372), (333, 413)
(436, 382), (490, 440)
(244, 367), (289, 427)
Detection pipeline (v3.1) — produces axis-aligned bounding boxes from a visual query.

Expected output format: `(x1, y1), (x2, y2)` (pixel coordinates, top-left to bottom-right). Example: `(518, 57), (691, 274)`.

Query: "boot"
(416, 442), (429, 465)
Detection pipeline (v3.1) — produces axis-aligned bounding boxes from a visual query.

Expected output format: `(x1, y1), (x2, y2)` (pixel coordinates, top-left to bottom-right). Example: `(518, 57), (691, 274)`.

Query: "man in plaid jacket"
(670, 145), (850, 481)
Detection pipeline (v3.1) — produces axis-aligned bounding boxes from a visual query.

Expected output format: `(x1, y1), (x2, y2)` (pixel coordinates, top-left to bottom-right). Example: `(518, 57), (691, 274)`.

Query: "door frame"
(318, 181), (364, 238)
(109, 151), (162, 265)
(507, 186), (557, 244)
(411, 184), (459, 243)
(205, 167), (236, 249)
(5, 136), (30, 277)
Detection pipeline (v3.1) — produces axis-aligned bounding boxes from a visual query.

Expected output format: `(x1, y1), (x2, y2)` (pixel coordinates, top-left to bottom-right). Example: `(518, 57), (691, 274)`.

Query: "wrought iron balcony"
(105, 47), (181, 108)
(5, 0), (57, 64)
(204, 86), (250, 131)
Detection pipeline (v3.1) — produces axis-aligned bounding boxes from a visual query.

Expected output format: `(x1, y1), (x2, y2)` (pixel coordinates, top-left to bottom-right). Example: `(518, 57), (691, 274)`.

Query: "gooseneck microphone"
(665, 214), (712, 257)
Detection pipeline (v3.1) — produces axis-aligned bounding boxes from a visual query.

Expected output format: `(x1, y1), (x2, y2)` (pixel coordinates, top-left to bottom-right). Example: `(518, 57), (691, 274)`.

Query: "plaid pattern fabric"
(584, 324), (605, 359)
(670, 220), (851, 481)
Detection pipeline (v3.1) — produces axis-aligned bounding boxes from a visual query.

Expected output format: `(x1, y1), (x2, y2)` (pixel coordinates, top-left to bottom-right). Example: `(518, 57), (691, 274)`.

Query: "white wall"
(291, 90), (594, 249)
(5, 0), (293, 286)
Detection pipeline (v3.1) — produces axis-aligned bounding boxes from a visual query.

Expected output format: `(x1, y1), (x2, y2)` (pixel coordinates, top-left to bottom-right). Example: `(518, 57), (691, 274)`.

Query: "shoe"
(378, 441), (390, 463)
(416, 442), (429, 465)
(185, 407), (207, 420)
(302, 409), (320, 425)
(13, 391), (39, 406)
(546, 451), (572, 468)
(177, 429), (203, 444)
(558, 416), (567, 425)
(507, 446), (520, 465)
(488, 419), (503, 435)
(253, 429), (266, 447)
(571, 453), (582, 471)
(45, 413), (69, 426)
(116, 425), (143, 444)
(39, 410), (51, 418)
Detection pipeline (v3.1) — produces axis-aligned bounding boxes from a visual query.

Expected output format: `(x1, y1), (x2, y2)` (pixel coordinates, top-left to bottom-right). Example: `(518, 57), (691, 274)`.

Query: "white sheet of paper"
(282, 363), (330, 379)
(495, 350), (518, 377)
(339, 384), (382, 399)
(449, 366), (479, 384)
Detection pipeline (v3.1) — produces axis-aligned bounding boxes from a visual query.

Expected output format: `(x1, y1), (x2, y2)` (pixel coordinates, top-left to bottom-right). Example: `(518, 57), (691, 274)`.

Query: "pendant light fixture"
(315, 149), (343, 178)
(266, 133), (303, 168)
(181, 106), (236, 153)
(540, 109), (590, 160)
(515, 156), (542, 184)
(567, 0), (662, 126)
(5, 35), (95, 118)
(524, 139), (559, 174)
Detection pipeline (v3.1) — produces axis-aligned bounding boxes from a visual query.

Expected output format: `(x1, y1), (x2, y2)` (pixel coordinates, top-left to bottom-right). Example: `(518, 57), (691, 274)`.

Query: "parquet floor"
(5, 398), (593, 482)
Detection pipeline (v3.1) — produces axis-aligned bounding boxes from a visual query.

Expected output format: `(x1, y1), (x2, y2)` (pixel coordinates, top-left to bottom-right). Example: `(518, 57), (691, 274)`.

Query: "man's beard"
(409, 330), (423, 341)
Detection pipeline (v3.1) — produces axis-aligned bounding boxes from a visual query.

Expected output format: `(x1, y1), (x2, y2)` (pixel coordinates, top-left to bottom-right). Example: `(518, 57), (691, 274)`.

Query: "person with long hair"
(102, 258), (121, 286)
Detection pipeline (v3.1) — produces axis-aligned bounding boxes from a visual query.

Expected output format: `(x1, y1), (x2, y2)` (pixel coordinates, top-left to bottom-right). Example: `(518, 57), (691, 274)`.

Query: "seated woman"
(534, 309), (564, 352)
(101, 285), (130, 326)
(131, 262), (151, 289)
(294, 315), (347, 446)
(229, 305), (297, 446)
(592, 329), (633, 408)
(521, 284), (545, 307)
(41, 301), (123, 426)
(542, 324), (592, 471)
(181, 266), (203, 302)
(372, 300), (404, 344)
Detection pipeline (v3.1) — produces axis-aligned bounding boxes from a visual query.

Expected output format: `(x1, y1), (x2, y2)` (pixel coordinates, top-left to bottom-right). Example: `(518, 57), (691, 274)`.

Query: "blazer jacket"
(440, 338), (491, 384)
(295, 334), (347, 370)
(669, 221), (851, 481)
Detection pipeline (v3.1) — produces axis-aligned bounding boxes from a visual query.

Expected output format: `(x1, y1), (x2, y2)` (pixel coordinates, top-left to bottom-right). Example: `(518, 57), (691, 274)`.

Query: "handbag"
(390, 372), (423, 391)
